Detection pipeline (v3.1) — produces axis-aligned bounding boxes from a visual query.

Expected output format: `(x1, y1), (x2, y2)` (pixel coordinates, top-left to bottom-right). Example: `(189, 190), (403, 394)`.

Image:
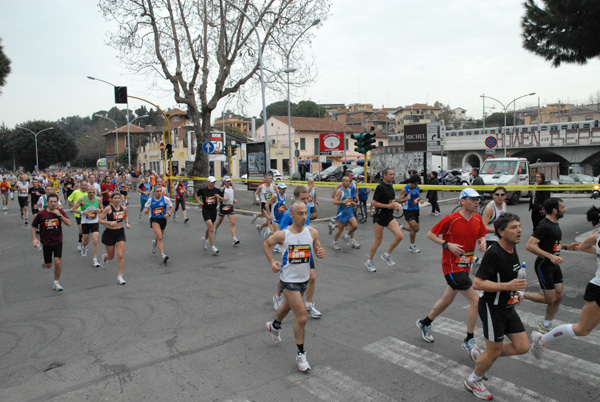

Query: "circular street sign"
(485, 154), (495, 160)
(324, 136), (340, 149)
(160, 142), (165, 152)
(485, 136), (497, 149)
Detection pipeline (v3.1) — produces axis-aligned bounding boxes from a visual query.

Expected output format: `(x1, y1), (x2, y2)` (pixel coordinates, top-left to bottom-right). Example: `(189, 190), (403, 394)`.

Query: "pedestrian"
(398, 174), (425, 253)
(465, 212), (529, 401)
(98, 191), (130, 284)
(416, 188), (487, 359)
(195, 176), (222, 256)
(144, 184), (173, 263)
(529, 172), (550, 230)
(365, 168), (403, 272)
(264, 201), (325, 372)
(471, 168), (484, 186)
(426, 171), (441, 215)
(524, 197), (579, 333)
(530, 229), (600, 359)
(31, 193), (71, 291)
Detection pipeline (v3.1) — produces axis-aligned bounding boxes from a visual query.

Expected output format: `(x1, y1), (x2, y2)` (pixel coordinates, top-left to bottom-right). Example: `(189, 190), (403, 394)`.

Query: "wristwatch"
(442, 241), (449, 249)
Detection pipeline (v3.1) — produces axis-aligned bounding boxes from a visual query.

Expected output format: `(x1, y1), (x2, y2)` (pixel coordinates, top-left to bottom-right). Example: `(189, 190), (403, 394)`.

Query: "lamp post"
(128, 115), (149, 167)
(16, 126), (53, 171)
(285, 19), (320, 175)
(93, 113), (119, 165)
(480, 92), (536, 156)
(224, 0), (270, 172)
(87, 75), (133, 167)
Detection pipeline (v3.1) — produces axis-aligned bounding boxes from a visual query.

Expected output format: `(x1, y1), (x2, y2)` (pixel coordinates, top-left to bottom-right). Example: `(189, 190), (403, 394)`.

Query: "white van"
(479, 157), (530, 204)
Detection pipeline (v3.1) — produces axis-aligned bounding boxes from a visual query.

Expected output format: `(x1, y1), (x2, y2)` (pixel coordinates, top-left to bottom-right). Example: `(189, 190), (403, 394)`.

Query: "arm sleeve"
(475, 246), (497, 280)
(144, 198), (152, 209)
(430, 215), (450, 236)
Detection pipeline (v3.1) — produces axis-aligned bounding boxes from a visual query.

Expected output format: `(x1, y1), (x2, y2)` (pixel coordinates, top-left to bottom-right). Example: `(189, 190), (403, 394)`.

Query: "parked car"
(570, 174), (596, 185)
(291, 171), (314, 181)
(350, 166), (371, 182)
(314, 165), (346, 182)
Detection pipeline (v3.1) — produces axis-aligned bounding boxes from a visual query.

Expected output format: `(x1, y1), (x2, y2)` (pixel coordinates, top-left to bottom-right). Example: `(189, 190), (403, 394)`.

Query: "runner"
(416, 188), (487, 359)
(173, 179), (189, 223)
(98, 192), (130, 284)
(252, 173), (275, 235)
(264, 201), (325, 372)
(74, 185), (102, 267)
(15, 174), (30, 225)
(137, 176), (152, 219)
(143, 184), (173, 263)
(465, 212), (529, 400)
(28, 179), (45, 220)
(530, 229), (600, 359)
(328, 169), (357, 235)
(524, 197), (579, 333)
(62, 173), (76, 204)
(306, 177), (319, 221)
(365, 168), (403, 272)
(397, 174), (424, 253)
(118, 174), (130, 206)
(88, 174), (102, 196)
(100, 176), (116, 208)
(31, 193), (71, 291)
(331, 175), (360, 250)
(213, 176), (239, 245)
(0, 177), (11, 213)
(264, 182), (287, 246)
(195, 176), (222, 256)
(67, 180), (88, 251)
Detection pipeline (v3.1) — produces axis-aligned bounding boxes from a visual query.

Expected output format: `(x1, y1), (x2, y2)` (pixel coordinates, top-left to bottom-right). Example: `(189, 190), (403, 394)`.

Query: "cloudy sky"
(1, 0), (599, 129)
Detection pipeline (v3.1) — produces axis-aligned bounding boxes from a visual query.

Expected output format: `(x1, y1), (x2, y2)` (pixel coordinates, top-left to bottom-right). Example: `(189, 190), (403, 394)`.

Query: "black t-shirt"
(64, 178), (75, 196)
(28, 186), (45, 205)
(373, 182), (396, 217)
(476, 242), (521, 305)
(196, 187), (222, 210)
(532, 217), (562, 268)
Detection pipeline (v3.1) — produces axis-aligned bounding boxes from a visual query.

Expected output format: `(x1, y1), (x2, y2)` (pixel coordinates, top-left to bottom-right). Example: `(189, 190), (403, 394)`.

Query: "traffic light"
(114, 86), (128, 104)
(363, 131), (376, 152)
(230, 144), (239, 156)
(352, 132), (366, 153)
(165, 143), (173, 159)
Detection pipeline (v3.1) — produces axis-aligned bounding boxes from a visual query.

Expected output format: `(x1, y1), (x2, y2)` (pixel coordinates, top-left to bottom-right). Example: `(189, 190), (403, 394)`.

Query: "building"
(102, 124), (148, 170)
(213, 116), (252, 137)
(394, 103), (442, 134)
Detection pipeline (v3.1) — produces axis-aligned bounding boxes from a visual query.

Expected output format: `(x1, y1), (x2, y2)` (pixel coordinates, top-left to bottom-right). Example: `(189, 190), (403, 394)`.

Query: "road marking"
(223, 398), (251, 402)
(435, 317), (600, 387)
(364, 337), (559, 402)
(287, 365), (395, 402)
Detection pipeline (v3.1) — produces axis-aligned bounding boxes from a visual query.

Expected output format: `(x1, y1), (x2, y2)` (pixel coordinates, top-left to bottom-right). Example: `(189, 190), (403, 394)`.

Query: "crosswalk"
(225, 305), (596, 402)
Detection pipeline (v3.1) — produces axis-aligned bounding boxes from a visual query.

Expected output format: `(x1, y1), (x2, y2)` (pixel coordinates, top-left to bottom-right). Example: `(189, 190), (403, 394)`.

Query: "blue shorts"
(337, 209), (354, 224)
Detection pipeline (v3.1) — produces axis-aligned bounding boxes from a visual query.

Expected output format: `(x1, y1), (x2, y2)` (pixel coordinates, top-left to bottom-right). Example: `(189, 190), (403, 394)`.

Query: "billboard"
(247, 142), (266, 190)
(404, 124), (427, 152)
(319, 132), (345, 156)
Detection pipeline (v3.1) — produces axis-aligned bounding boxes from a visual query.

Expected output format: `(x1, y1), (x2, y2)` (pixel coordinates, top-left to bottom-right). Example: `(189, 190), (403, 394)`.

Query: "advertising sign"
(404, 124), (428, 152)
(427, 123), (442, 151)
(247, 142), (266, 190)
(209, 131), (226, 162)
(319, 132), (345, 156)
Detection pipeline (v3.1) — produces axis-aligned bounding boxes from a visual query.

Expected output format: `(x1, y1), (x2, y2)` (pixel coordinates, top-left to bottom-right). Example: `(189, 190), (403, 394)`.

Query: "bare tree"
(99, 0), (330, 178)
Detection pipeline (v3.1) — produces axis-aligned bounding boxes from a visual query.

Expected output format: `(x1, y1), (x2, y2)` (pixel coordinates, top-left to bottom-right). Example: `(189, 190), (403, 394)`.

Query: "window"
(345, 139), (349, 150)
(300, 138), (306, 150)
(314, 138), (319, 154)
(378, 141), (383, 147)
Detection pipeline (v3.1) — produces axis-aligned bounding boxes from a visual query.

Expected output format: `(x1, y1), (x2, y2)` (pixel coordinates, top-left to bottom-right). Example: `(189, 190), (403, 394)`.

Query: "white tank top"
(592, 232), (600, 287)
(484, 202), (507, 242)
(222, 187), (234, 206)
(280, 226), (313, 283)
(260, 183), (275, 203)
(307, 187), (316, 207)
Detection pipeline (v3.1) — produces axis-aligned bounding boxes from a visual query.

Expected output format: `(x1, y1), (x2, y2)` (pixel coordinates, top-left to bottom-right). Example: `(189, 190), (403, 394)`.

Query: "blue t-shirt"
(403, 184), (420, 211)
(278, 204), (311, 230)
(272, 193), (287, 223)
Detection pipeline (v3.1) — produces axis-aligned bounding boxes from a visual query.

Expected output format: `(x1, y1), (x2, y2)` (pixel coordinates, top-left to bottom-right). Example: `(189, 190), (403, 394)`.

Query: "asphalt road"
(0, 191), (598, 402)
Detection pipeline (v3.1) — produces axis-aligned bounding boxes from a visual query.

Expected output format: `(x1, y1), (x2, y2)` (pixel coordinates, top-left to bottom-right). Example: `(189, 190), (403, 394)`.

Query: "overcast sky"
(1, 0), (599, 129)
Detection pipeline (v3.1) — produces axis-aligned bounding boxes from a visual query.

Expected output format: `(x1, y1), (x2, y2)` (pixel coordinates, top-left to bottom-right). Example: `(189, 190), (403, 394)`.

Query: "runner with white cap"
(263, 182), (288, 244)
(213, 176), (239, 246)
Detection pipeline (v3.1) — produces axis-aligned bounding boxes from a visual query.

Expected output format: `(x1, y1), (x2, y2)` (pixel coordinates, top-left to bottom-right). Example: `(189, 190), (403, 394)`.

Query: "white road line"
(364, 337), (559, 402)
(287, 365), (396, 402)
(435, 317), (600, 387)
(223, 398), (251, 402)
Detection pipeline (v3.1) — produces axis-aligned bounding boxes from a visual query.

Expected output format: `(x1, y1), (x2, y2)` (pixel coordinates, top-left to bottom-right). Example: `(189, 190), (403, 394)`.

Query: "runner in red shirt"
(31, 193), (71, 292)
(416, 188), (487, 358)
(173, 179), (189, 223)
(100, 176), (116, 208)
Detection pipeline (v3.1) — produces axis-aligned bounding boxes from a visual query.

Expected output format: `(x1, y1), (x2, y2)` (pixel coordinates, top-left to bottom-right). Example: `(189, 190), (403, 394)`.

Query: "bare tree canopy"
(99, 0), (330, 177)
(521, 0), (600, 67)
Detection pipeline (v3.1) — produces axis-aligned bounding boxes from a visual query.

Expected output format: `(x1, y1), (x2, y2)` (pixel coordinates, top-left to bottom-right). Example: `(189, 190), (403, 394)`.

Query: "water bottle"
(517, 262), (526, 298)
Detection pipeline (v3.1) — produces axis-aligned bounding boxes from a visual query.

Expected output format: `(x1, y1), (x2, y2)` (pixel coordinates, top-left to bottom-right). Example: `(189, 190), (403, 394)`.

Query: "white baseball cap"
(223, 176), (231, 181)
(460, 187), (484, 199)
(277, 182), (287, 189)
(207, 176), (216, 183)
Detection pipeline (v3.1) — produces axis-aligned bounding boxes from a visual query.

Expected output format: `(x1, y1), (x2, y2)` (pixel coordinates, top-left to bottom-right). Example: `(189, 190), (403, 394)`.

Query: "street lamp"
(285, 19), (320, 175)
(16, 126), (53, 170)
(480, 92), (536, 156)
(224, 0), (270, 172)
(87, 75), (133, 167)
(94, 113), (119, 165)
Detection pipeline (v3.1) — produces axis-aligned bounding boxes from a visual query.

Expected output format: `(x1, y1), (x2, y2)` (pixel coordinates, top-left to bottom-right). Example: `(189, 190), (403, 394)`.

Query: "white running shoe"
(306, 303), (322, 319)
(416, 319), (434, 343)
(530, 330), (546, 360)
(381, 253), (396, 266)
(117, 275), (126, 285)
(266, 321), (281, 342)
(328, 222), (334, 236)
(251, 214), (257, 224)
(77, 242), (82, 251)
(201, 237), (208, 250)
(92, 258), (101, 268)
(264, 228), (272, 239)
(213, 230), (217, 239)
(232, 237), (240, 246)
(409, 245), (421, 253)
(330, 242), (340, 250)
(273, 294), (283, 311)
(152, 240), (157, 254)
(81, 246), (88, 257)
(256, 224), (263, 235)
(273, 244), (282, 253)
(53, 281), (63, 292)
(296, 352), (311, 372)
(101, 254), (107, 268)
(343, 233), (351, 246)
(351, 239), (360, 249)
(365, 260), (376, 272)
(464, 378), (492, 400)
(462, 338), (481, 362)
(162, 254), (169, 263)
(212, 246), (219, 256)
(538, 322), (553, 334)
(184, 217), (189, 224)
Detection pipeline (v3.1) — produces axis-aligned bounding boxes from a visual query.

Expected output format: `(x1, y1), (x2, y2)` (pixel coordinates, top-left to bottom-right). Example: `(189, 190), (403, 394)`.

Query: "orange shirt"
(0, 181), (10, 193)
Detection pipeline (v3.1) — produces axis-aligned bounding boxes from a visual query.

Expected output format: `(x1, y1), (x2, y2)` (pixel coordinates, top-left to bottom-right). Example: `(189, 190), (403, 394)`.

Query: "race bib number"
(508, 292), (520, 306)
(20, 189), (27, 194)
(153, 207), (164, 216)
(44, 218), (59, 228)
(222, 205), (232, 211)
(264, 192), (273, 200)
(308, 196), (314, 202)
(87, 210), (98, 219)
(113, 211), (126, 221)
(178, 187), (186, 196)
(455, 251), (474, 269)
(277, 205), (286, 213)
(288, 244), (311, 264)
(553, 243), (561, 254)
(206, 196), (216, 205)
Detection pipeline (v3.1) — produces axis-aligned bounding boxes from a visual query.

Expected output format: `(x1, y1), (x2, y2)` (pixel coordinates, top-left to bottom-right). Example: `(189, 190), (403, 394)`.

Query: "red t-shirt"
(430, 211), (487, 275)
(32, 208), (69, 246)
(176, 184), (186, 197)
(101, 183), (116, 202)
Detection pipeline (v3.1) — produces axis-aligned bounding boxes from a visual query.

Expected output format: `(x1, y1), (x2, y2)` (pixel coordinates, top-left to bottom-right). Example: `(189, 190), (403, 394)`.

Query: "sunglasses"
(494, 193), (507, 197)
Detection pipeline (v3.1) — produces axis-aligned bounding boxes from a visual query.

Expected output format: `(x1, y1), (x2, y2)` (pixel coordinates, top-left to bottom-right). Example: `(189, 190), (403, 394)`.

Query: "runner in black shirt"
(28, 179), (45, 218)
(525, 197), (579, 334)
(466, 212), (528, 400)
(365, 168), (404, 272)
(195, 176), (222, 255)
